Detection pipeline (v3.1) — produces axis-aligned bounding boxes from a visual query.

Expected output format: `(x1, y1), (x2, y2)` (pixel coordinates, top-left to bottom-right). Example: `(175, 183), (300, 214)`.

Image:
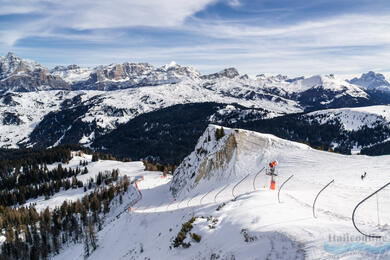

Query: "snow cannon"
(269, 161), (277, 168)
(270, 180), (276, 190)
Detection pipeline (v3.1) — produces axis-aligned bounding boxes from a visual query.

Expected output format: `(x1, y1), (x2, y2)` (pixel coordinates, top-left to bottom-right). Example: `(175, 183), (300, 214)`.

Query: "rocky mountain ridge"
(1, 52), (390, 161)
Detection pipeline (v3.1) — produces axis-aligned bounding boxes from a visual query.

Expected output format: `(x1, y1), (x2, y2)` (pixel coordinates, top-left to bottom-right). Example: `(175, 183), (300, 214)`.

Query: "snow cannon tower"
(266, 160), (278, 190)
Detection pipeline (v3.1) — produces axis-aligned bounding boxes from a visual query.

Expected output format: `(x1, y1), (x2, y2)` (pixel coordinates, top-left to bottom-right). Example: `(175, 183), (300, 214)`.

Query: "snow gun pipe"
(214, 184), (230, 203)
(232, 174), (250, 199)
(352, 181), (390, 238)
(312, 179), (334, 218)
(278, 175), (294, 203)
(252, 167), (265, 191)
(200, 190), (212, 205)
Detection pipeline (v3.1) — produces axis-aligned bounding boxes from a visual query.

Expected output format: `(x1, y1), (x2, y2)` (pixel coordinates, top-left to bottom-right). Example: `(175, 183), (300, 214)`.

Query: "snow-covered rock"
(348, 71), (390, 90)
(0, 52), (70, 93)
(51, 65), (93, 84)
(66, 61), (201, 91)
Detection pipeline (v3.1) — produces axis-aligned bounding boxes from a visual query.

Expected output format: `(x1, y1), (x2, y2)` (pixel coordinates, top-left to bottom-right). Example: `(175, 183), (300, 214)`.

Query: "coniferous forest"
(0, 146), (131, 259)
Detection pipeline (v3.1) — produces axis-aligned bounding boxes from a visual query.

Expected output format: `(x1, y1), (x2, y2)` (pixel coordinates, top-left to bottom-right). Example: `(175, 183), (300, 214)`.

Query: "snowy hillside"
(2, 52), (390, 159)
(306, 105), (390, 131)
(1, 81), (299, 148)
(37, 125), (390, 259)
(0, 91), (80, 147)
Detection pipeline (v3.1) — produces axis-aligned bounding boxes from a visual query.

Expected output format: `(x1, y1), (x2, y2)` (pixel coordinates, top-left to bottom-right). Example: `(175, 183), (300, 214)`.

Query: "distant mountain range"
(1, 52), (390, 162)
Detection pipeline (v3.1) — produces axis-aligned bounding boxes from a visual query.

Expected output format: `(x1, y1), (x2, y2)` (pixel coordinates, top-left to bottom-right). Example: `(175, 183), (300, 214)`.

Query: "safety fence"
(115, 177), (144, 218)
(126, 165), (390, 239)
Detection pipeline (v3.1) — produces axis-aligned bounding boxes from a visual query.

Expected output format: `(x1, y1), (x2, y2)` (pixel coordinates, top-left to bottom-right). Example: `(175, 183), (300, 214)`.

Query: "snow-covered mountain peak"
(307, 105), (390, 131)
(255, 73), (289, 83)
(51, 65), (93, 84)
(284, 74), (368, 98)
(348, 71), (390, 89)
(0, 52), (44, 80)
(0, 52), (70, 93)
(201, 67), (239, 80)
(65, 61), (201, 90)
(163, 61), (178, 69)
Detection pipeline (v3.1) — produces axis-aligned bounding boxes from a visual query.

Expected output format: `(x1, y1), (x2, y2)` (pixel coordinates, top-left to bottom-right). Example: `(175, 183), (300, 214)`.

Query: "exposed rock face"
(201, 67), (239, 80)
(170, 125), (241, 197)
(170, 124), (309, 197)
(2, 112), (23, 125)
(0, 52), (70, 93)
(70, 62), (201, 90)
(195, 133), (237, 184)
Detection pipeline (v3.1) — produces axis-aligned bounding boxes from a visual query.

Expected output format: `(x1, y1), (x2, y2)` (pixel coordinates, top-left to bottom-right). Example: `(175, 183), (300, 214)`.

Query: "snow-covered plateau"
(20, 125), (390, 259)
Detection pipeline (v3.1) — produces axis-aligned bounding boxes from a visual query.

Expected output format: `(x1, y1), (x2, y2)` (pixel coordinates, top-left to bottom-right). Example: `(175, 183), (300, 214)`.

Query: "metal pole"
(352, 181), (390, 238)
(214, 184), (230, 203)
(278, 175), (294, 203)
(312, 179), (334, 218)
(376, 193), (380, 227)
(232, 174), (250, 200)
(187, 193), (199, 208)
(253, 167), (265, 191)
(200, 190), (212, 205)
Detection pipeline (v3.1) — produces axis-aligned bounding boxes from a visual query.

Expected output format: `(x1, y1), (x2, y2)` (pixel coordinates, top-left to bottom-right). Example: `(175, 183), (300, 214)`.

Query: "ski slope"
(43, 126), (390, 259)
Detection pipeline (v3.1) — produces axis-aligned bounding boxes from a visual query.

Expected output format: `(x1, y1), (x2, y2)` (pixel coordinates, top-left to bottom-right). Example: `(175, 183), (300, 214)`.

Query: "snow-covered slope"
(306, 105), (390, 131)
(0, 90), (80, 147)
(288, 74), (367, 97)
(2, 52), (390, 153)
(47, 126), (390, 259)
(51, 65), (93, 84)
(1, 79), (301, 148)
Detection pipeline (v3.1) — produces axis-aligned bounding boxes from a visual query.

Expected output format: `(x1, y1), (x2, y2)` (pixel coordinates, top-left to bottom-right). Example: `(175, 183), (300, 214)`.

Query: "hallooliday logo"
(324, 242), (390, 255)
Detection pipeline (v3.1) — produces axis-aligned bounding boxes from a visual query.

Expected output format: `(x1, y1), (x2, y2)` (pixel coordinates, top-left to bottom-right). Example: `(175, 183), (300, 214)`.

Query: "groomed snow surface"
(26, 126), (390, 259)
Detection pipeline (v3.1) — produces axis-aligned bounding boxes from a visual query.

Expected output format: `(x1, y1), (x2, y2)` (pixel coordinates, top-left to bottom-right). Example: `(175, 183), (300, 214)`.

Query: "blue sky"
(1, 0), (390, 76)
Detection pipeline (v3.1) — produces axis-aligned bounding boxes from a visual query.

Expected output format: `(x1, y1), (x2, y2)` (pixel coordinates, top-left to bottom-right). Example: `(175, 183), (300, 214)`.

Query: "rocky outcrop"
(0, 52), (70, 93)
(70, 62), (200, 90)
(201, 68), (239, 80)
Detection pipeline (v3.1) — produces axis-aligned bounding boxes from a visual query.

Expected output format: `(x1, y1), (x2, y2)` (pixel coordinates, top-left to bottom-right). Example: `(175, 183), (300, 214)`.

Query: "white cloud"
(0, 0), (217, 45)
(0, 0), (217, 29)
(190, 14), (390, 48)
(227, 0), (241, 7)
(1, 1), (390, 76)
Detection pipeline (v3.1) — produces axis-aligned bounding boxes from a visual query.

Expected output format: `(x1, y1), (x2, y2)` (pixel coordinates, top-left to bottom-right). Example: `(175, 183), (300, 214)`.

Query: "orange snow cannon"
(270, 180), (276, 190)
(269, 161), (277, 168)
